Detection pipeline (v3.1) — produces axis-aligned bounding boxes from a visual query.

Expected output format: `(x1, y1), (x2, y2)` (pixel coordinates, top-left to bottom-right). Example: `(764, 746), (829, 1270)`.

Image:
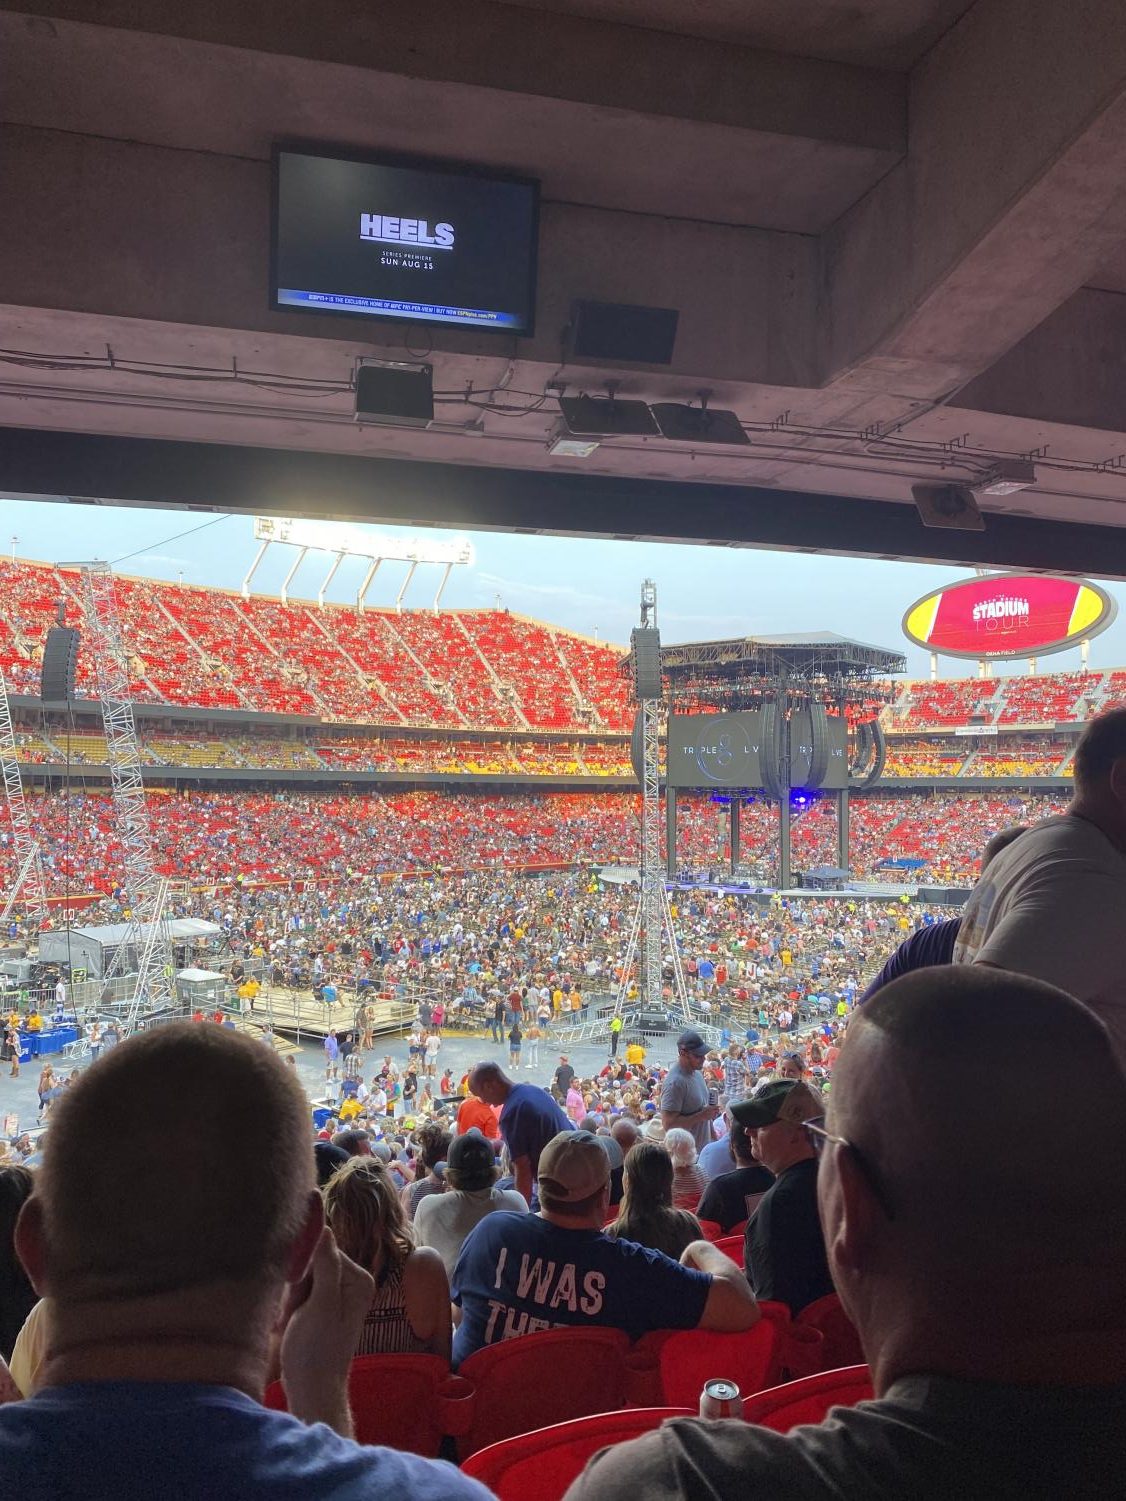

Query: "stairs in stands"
(550, 632), (607, 729)
(302, 608), (408, 723)
(151, 594), (256, 709)
(452, 616), (532, 729)
(379, 615), (470, 726)
(229, 601), (338, 718)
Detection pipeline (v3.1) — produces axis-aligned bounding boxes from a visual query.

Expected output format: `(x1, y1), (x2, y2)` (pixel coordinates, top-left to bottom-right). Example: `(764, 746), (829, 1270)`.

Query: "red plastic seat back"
(656, 1319), (785, 1407)
(696, 1218), (723, 1242)
(457, 1326), (632, 1459)
(264, 1353), (469, 1456)
(461, 1407), (695, 1501)
(741, 1365), (873, 1431)
(795, 1293), (864, 1371)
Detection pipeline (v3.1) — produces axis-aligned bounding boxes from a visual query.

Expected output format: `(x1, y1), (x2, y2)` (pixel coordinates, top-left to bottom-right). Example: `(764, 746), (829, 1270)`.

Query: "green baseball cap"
(730, 1079), (823, 1128)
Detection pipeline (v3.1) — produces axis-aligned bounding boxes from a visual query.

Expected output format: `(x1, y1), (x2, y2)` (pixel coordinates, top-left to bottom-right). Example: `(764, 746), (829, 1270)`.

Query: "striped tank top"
(355, 1260), (429, 1356)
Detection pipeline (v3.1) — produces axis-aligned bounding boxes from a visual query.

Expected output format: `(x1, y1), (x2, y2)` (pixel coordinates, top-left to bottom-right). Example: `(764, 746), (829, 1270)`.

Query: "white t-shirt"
(953, 814), (1126, 1063)
(413, 1185), (529, 1280)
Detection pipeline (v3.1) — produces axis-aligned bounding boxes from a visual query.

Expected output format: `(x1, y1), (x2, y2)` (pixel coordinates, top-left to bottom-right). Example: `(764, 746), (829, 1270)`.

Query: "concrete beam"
(0, 124), (820, 387)
(950, 288), (1126, 435)
(4, 427), (1126, 576)
(2, 1), (904, 148)
(823, 0), (1126, 394)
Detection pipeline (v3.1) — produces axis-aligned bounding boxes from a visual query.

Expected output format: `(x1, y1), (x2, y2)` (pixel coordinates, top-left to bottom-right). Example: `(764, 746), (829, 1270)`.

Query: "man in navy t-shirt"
(451, 1129), (759, 1366)
(468, 1061), (569, 1204)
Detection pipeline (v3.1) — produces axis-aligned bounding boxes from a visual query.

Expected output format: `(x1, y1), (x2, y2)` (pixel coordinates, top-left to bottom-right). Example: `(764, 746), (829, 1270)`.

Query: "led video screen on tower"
(667, 712), (763, 789)
(272, 148), (540, 333)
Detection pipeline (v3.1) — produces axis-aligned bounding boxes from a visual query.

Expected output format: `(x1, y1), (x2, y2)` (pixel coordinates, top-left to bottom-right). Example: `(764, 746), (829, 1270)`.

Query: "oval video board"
(903, 574), (1115, 660)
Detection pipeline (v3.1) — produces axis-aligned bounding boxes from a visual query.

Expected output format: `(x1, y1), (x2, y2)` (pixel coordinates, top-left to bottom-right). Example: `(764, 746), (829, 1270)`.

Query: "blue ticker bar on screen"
(278, 289), (521, 327)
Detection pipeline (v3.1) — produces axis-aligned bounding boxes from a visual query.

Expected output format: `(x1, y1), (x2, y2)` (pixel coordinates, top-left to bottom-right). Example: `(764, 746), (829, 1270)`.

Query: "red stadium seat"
(460, 1407), (695, 1500)
(740, 1365), (873, 1431)
(795, 1293), (865, 1371)
(652, 1320), (786, 1407)
(263, 1353), (473, 1455)
(696, 1218), (723, 1241)
(456, 1326), (633, 1459)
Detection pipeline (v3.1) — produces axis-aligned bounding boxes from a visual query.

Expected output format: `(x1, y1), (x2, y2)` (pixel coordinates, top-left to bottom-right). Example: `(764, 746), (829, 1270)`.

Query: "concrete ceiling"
(496, 0), (980, 69)
(3, 0), (1126, 572)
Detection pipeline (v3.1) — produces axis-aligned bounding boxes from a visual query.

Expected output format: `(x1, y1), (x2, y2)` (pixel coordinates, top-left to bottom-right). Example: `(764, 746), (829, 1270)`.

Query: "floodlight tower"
(614, 581), (689, 1022)
(71, 562), (176, 1016)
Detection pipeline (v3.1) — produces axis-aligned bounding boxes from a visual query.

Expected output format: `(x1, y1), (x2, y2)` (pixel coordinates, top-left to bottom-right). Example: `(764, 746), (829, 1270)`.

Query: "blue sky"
(3, 495), (1124, 679)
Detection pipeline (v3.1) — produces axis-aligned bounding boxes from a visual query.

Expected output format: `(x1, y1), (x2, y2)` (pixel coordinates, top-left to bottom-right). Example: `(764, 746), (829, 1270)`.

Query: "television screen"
(272, 148), (539, 334)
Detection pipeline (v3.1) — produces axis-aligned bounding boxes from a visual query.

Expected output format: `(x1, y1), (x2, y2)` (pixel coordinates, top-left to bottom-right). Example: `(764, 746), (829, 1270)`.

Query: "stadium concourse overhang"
(6, 2), (1126, 574)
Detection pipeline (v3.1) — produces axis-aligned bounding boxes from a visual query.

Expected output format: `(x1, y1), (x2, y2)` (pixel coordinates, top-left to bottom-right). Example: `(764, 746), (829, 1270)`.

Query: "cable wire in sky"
(109, 513), (233, 567)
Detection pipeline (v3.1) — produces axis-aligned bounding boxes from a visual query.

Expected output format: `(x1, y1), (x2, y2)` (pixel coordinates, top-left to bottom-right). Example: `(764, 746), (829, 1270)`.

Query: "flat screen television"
(271, 147), (539, 335)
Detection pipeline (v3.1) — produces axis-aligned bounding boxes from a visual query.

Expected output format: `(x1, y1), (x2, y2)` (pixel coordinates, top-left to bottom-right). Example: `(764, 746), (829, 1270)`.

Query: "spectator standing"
(553, 1055), (576, 1099)
(523, 1018), (541, 1069)
(954, 708), (1126, 1064)
(660, 1030), (719, 1154)
(467, 1063), (571, 1206)
(720, 1043), (748, 1101)
(323, 1030), (339, 1080)
(424, 1030), (441, 1079)
(507, 1019), (522, 1069)
(4, 1023), (18, 1079)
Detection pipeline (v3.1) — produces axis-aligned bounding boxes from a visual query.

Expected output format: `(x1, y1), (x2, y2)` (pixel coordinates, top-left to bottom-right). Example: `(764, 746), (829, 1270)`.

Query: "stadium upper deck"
(0, 558), (632, 733)
(0, 558), (1121, 784)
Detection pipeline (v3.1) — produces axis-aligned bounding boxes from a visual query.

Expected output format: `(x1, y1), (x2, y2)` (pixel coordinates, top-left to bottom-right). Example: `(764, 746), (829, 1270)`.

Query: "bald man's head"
(467, 1061), (509, 1106)
(821, 967), (1126, 1385)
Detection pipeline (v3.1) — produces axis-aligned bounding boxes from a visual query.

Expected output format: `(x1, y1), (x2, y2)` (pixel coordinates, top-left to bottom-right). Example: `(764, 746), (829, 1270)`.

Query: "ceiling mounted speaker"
(650, 403), (750, 446)
(910, 483), (986, 531)
(354, 362), (434, 427)
(558, 394), (659, 438)
(570, 300), (679, 365)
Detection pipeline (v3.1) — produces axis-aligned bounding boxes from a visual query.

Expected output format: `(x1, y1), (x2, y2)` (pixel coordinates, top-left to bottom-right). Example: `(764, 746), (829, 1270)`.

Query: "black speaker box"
(650, 403), (749, 446)
(570, 300), (679, 365)
(630, 626), (663, 700)
(558, 394), (659, 438)
(354, 363), (433, 427)
(40, 626), (79, 701)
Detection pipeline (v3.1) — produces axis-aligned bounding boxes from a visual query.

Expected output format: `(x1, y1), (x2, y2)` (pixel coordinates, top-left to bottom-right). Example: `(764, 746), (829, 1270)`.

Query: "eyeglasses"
(800, 1116), (895, 1221)
(800, 1117), (844, 1158)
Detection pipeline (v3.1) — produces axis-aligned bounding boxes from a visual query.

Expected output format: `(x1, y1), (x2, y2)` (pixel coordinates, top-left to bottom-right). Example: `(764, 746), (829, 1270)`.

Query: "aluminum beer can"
(699, 1378), (741, 1419)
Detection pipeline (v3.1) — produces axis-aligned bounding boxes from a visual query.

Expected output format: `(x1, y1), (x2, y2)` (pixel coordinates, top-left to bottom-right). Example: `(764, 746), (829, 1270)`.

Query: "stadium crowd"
(0, 786), (1070, 918)
(0, 710), (1125, 1499)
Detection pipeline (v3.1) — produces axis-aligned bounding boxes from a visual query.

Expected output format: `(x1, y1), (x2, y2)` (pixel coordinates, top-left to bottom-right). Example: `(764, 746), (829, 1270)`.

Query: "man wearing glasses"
(729, 1080), (833, 1315)
(569, 968), (1126, 1500)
